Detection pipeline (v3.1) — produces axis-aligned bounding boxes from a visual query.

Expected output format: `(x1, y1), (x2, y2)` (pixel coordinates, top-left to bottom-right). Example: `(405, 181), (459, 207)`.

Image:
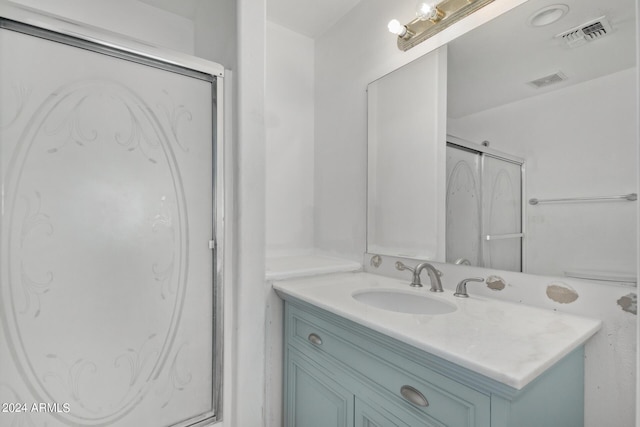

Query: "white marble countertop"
(273, 272), (602, 390)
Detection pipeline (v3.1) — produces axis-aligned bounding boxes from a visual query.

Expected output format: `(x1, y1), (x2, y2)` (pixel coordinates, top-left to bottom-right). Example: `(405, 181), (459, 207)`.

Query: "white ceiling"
(267, 0), (363, 38)
(447, 0), (636, 118)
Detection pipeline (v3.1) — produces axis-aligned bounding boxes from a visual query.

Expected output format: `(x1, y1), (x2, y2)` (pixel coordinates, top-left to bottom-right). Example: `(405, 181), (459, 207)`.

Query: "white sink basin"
(352, 289), (457, 315)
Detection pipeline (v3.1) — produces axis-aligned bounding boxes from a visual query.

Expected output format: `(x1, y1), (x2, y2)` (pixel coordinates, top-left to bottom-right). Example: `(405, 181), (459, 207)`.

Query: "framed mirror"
(367, 0), (637, 283)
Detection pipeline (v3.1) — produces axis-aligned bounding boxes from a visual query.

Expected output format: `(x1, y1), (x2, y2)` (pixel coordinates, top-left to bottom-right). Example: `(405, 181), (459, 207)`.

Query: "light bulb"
(416, 2), (435, 20)
(416, 1), (444, 22)
(387, 19), (407, 37)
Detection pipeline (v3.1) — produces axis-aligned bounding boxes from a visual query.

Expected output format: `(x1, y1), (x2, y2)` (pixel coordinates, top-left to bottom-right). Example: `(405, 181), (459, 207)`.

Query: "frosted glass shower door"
(482, 156), (522, 271)
(446, 147), (481, 266)
(446, 144), (523, 271)
(1, 23), (218, 427)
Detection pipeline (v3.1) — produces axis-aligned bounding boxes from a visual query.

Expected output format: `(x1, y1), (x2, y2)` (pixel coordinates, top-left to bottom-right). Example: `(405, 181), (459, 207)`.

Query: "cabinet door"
(356, 396), (451, 427)
(286, 348), (354, 427)
(355, 397), (415, 427)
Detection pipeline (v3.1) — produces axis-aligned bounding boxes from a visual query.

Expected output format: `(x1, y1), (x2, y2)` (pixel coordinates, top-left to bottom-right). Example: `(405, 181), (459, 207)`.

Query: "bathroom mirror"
(367, 0), (638, 283)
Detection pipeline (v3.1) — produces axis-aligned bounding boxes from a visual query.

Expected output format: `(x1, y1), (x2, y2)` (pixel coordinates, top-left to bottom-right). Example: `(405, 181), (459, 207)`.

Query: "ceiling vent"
(527, 71), (568, 89)
(556, 16), (613, 48)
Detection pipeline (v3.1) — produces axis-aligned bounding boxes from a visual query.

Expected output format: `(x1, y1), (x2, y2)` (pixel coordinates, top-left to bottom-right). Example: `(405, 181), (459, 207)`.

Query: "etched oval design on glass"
(446, 158), (481, 265)
(1, 80), (188, 425)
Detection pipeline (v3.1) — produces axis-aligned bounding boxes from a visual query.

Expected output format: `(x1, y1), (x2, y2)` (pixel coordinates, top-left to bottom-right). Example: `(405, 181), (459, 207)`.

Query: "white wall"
(8, 0), (195, 54)
(8, 0), (238, 70)
(194, 0), (237, 68)
(313, 0), (529, 261)
(635, 4), (640, 425)
(263, 21), (316, 427)
(234, 0), (267, 426)
(265, 22), (315, 258)
(448, 68), (638, 278)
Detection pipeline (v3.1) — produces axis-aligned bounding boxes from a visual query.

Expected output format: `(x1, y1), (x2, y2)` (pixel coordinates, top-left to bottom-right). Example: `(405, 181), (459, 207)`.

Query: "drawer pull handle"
(400, 385), (429, 407)
(308, 333), (323, 346)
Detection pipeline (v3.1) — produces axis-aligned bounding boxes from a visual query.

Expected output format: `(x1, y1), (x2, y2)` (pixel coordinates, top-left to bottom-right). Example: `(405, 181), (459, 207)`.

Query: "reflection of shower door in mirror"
(446, 142), (523, 272)
(1, 20), (220, 427)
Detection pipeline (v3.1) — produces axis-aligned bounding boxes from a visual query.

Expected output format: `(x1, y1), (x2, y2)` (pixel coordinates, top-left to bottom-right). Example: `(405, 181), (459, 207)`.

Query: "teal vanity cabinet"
(284, 299), (585, 427)
(287, 348), (354, 426)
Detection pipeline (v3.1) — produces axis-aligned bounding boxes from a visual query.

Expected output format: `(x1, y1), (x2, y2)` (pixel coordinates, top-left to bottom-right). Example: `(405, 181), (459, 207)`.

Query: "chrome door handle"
(307, 333), (322, 346)
(400, 385), (429, 407)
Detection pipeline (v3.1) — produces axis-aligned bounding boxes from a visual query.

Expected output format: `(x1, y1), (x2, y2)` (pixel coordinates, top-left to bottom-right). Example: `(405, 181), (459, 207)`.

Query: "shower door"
(446, 142), (523, 271)
(481, 155), (522, 272)
(445, 146), (482, 266)
(0, 15), (222, 427)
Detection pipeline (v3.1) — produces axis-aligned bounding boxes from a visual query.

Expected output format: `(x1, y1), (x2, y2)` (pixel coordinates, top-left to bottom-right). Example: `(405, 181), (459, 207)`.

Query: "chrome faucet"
(395, 261), (443, 292)
(454, 277), (484, 298)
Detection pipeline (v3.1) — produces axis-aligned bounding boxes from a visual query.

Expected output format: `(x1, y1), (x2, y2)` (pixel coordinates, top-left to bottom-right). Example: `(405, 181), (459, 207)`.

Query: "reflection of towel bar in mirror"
(484, 233), (524, 241)
(529, 193), (637, 205)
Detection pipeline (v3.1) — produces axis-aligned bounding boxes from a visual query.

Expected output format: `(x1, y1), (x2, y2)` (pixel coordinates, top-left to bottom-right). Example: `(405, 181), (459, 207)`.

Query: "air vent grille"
(556, 16), (612, 48)
(528, 72), (568, 89)
(582, 22), (607, 39)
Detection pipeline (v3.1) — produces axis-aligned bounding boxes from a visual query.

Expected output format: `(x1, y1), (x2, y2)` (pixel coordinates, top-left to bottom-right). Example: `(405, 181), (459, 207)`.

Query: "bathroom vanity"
(274, 272), (601, 427)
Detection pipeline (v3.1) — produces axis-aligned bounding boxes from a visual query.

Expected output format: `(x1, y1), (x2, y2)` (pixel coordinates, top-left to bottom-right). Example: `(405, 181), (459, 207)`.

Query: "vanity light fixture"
(388, 0), (495, 51)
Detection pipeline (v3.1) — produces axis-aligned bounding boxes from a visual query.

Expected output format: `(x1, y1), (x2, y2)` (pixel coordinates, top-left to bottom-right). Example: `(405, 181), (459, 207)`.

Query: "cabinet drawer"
(287, 304), (490, 427)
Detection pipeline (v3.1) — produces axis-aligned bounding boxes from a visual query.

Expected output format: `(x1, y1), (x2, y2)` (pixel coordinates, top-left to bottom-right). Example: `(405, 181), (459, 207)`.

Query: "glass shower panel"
(1, 26), (215, 427)
(445, 146), (481, 266)
(482, 155), (522, 271)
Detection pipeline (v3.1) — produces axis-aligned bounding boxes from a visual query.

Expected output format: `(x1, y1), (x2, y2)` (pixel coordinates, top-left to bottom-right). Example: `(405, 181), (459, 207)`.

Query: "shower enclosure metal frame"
(0, 2), (225, 426)
(446, 135), (526, 272)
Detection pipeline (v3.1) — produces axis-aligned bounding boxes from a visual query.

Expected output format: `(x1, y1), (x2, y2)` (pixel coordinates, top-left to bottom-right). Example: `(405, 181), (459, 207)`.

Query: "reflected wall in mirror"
(367, 48), (447, 260)
(368, 0), (638, 283)
(448, 0), (637, 281)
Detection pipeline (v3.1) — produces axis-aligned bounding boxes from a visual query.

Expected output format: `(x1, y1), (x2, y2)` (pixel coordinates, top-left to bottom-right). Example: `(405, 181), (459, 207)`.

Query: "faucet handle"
(454, 277), (484, 298)
(397, 261), (442, 276)
(395, 261), (415, 273)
